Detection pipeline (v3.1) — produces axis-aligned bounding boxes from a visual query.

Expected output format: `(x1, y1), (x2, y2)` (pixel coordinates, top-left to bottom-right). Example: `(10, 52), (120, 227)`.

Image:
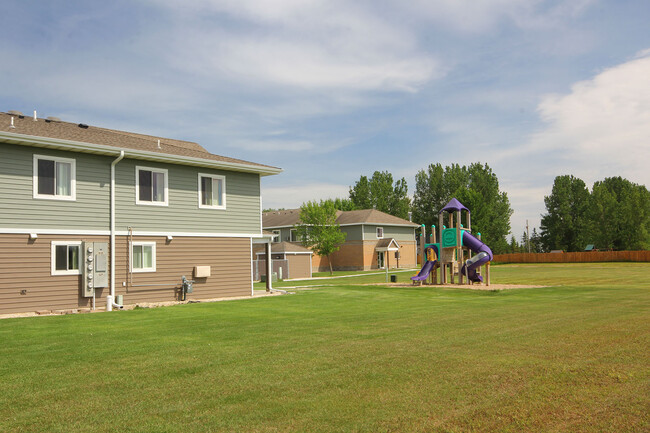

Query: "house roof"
(0, 111), (282, 176)
(375, 238), (400, 251)
(263, 208), (419, 228)
(255, 241), (313, 255)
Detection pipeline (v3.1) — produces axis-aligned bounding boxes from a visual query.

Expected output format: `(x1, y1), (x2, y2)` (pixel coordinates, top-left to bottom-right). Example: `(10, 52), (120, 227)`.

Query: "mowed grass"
(1, 263), (649, 432)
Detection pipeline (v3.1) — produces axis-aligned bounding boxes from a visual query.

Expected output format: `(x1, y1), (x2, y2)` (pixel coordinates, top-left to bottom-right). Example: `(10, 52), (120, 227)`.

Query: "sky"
(2, 0), (649, 238)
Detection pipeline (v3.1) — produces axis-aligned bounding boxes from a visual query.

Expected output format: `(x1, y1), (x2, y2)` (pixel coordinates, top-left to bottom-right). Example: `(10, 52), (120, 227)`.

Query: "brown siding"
(115, 236), (251, 305)
(493, 251), (650, 263)
(0, 234), (108, 314)
(287, 254), (311, 279)
(0, 234), (252, 315)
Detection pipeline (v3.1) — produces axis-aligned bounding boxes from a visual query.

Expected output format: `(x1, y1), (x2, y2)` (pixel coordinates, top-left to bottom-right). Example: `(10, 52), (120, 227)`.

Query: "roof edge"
(0, 130), (283, 176)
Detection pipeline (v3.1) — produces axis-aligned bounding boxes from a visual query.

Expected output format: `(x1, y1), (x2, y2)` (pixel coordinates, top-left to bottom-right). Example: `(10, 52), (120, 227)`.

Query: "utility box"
(194, 266), (211, 278)
(82, 242), (109, 298)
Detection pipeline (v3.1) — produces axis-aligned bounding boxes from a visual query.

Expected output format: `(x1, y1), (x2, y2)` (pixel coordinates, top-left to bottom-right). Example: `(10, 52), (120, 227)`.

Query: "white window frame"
(33, 154), (76, 201)
(135, 166), (169, 206)
(376, 227), (384, 239)
(197, 173), (226, 210)
(130, 241), (157, 273)
(290, 229), (298, 242)
(272, 230), (281, 243)
(51, 241), (82, 276)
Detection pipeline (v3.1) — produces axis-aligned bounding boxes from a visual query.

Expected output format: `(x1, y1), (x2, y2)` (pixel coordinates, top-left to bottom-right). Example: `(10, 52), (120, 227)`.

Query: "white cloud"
(527, 52), (650, 186)
(261, 182), (350, 209)
(405, 0), (594, 33)
(233, 139), (315, 152)
(148, 0), (441, 93)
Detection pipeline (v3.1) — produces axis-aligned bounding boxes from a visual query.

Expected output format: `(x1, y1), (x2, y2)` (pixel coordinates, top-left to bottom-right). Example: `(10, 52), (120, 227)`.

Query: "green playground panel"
(441, 228), (461, 248)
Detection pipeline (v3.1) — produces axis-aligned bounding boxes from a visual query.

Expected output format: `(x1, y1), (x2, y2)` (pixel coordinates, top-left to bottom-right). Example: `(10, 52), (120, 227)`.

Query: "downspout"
(109, 151), (125, 310)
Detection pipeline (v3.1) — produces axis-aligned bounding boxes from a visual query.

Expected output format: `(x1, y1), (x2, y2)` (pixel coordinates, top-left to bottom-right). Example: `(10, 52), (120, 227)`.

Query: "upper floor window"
(136, 166), (168, 206)
(33, 155), (76, 201)
(376, 227), (384, 239)
(198, 173), (226, 209)
(51, 241), (81, 275)
(272, 230), (281, 243)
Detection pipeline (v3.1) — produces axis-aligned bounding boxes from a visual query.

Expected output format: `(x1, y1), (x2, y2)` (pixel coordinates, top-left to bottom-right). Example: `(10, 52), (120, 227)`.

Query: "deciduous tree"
(295, 201), (347, 275)
(540, 175), (591, 252)
(349, 171), (410, 219)
(412, 162), (512, 254)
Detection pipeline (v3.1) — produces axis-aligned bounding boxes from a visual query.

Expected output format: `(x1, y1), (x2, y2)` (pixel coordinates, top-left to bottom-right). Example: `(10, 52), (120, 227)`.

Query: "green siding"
(363, 224), (415, 242)
(0, 143), (262, 234)
(341, 225), (362, 241)
(0, 144), (110, 230)
(115, 159), (261, 233)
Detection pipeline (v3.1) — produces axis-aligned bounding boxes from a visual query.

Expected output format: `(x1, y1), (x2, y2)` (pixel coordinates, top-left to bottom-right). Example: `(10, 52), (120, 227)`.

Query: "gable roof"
(375, 238), (400, 251)
(263, 208), (418, 228)
(0, 111), (281, 176)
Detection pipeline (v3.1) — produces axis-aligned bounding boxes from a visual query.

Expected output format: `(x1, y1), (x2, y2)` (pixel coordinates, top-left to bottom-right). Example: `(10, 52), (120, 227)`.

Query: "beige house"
(263, 208), (419, 271)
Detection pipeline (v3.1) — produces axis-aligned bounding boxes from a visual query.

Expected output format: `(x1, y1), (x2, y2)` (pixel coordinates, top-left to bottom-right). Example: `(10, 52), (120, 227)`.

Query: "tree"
(530, 228), (543, 253)
(590, 177), (650, 250)
(295, 201), (347, 275)
(349, 171), (411, 219)
(412, 162), (512, 254)
(327, 197), (357, 212)
(540, 175), (591, 252)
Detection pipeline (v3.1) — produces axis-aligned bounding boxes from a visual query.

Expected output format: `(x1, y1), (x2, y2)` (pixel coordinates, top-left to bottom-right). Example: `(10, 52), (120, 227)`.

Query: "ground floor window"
(132, 242), (156, 272)
(51, 241), (81, 275)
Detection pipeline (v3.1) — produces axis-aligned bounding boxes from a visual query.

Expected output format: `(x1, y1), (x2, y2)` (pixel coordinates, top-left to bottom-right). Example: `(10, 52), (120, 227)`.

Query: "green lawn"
(1, 263), (648, 432)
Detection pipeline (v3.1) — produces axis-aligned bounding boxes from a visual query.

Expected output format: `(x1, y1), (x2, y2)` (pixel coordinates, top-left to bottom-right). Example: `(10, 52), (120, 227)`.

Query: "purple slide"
(411, 259), (437, 282)
(460, 231), (493, 283)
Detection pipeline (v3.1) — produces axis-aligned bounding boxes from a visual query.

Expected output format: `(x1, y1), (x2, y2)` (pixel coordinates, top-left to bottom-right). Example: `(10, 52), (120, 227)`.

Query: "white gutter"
(110, 150), (125, 298)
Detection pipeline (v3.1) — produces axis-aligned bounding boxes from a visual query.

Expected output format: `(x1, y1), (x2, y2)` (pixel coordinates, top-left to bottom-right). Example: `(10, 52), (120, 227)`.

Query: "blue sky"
(2, 0), (649, 238)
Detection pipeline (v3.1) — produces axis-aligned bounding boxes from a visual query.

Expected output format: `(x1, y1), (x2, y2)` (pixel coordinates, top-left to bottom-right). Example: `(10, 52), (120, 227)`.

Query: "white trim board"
(0, 228), (266, 238)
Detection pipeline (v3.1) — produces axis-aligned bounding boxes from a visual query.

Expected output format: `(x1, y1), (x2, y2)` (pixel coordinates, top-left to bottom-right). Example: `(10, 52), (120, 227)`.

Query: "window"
(272, 230), (281, 243)
(198, 173), (226, 209)
(290, 229), (298, 242)
(136, 166), (168, 206)
(131, 242), (156, 273)
(376, 227), (384, 239)
(51, 241), (81, 275)
(33, 155), (76, 200)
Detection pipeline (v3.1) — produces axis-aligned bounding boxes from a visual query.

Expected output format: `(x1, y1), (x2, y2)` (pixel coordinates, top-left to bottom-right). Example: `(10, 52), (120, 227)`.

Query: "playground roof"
(439, 198), (469, 214)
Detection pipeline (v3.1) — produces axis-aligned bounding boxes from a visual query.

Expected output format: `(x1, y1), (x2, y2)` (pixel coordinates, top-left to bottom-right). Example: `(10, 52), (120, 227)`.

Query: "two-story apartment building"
(263, 208), (419, 271)
(0, 111), (281, 315)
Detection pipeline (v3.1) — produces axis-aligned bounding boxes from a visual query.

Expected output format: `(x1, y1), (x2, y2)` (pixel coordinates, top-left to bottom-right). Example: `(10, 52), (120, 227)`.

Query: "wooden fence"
(492, 251), (650, 264)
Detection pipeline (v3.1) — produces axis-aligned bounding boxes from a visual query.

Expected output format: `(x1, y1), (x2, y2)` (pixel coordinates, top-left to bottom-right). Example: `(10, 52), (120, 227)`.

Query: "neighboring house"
(0, 111), (281, 315)
(263, 209), (419, 271)
(254, 241), (313, 280)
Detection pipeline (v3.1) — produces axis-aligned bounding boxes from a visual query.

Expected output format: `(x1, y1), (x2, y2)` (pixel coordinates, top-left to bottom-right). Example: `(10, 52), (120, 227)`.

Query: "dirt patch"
(367, 282), (547, 291)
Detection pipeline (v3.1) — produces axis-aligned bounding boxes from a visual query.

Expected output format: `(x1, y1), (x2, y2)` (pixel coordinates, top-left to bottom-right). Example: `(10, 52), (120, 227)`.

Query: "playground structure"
(411, 198), (493, 286)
